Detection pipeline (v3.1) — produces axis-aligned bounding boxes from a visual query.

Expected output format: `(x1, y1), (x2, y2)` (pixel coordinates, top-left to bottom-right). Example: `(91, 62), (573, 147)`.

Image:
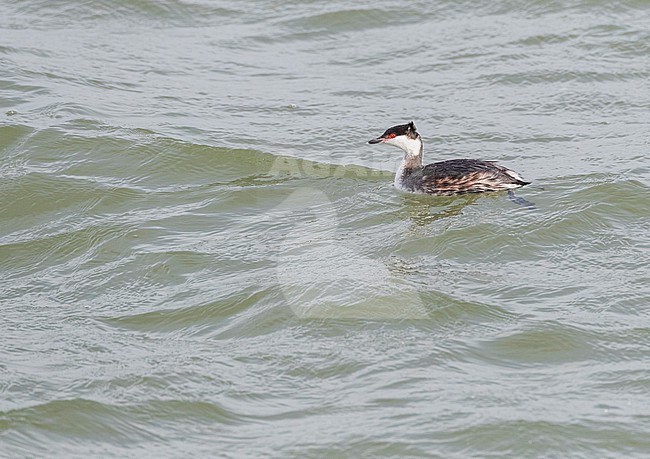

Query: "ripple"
(468, 321), (602, 367)
(102, 286), (279, 337)
(6, 0), (242, 29)
(281, 8), (414, 34)
(437, 419), (648, 457)
(0, 397), (245, 454)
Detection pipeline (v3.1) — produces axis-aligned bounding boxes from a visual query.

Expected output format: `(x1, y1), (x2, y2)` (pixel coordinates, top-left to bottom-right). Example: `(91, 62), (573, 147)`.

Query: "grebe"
(369, 121), (530, 195)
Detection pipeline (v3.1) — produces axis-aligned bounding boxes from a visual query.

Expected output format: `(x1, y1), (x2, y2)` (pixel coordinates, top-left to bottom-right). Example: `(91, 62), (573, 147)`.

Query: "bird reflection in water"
(400, 193), (481, 227)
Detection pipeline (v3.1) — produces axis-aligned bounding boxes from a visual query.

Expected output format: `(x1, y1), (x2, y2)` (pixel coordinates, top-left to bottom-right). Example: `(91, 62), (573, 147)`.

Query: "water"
(1, 1), (649, 457)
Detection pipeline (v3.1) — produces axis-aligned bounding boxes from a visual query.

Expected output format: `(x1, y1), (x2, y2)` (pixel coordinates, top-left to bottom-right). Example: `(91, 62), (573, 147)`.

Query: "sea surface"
(1, 1), (649, 457)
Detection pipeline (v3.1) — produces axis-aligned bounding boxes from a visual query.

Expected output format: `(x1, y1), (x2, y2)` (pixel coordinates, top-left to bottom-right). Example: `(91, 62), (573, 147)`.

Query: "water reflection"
(400, 193), (480, 226)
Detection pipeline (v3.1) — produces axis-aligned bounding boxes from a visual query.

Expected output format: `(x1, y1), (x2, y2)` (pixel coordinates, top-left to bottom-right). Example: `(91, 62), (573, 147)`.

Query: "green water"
(1, 1), (650, 457)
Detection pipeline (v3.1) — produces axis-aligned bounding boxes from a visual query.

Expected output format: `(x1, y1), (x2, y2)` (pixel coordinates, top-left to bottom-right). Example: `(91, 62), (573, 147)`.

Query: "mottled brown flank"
(421, 171), (516, 195)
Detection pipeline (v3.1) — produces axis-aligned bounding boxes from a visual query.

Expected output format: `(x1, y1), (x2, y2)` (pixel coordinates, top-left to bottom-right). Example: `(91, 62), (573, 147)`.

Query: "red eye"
(388, 133), (396, 139)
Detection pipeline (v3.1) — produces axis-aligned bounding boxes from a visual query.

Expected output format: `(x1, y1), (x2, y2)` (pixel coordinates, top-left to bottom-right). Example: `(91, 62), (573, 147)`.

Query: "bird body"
(369, 122), (529, 195)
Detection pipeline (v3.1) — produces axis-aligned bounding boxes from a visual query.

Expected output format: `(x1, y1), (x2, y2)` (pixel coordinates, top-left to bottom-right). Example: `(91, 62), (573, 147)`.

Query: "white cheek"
(385, 136), (420, 155)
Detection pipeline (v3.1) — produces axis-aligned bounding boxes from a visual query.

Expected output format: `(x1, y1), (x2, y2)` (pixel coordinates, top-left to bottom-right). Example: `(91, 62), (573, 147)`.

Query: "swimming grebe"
(369, 121), (530, 195)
